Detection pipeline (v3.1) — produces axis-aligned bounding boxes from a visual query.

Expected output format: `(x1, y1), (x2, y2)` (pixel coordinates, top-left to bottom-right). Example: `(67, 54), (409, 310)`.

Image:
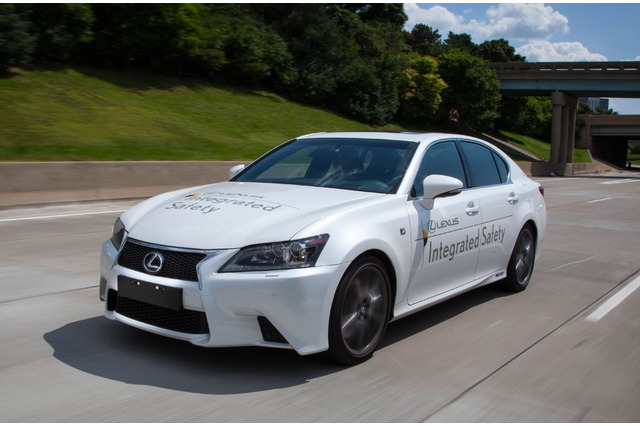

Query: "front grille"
(118, 240), (207, 281)
(115, 294), (209, 334)
(258, 316), (288, 344)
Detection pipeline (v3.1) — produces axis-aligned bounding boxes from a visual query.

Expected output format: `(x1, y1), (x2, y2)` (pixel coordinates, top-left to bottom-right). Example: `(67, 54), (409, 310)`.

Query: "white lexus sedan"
(99, 132), (546, 364)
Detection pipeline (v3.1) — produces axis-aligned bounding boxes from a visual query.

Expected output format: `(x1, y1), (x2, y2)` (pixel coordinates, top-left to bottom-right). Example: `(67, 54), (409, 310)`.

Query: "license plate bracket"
(118, 276), (183, 311)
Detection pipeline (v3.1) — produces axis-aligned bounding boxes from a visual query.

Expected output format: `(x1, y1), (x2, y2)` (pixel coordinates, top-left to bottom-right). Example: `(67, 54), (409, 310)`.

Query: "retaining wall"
(0, 160), (611, 208)
(0, 161), (240, 207)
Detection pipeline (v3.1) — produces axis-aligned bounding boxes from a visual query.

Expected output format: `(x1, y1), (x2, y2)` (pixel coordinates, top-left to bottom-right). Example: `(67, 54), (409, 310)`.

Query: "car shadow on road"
(43, 316), (340, 395)
(43, 284), (510, 395)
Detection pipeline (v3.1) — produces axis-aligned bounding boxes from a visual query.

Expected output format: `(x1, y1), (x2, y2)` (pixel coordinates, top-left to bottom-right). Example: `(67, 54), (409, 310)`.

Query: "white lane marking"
(585, 276), (640, 322)
(0, 210), (125, 223)
(600, 179), (637, 185)
(587, 197), (614, 204)
(547, 256), (594, 273)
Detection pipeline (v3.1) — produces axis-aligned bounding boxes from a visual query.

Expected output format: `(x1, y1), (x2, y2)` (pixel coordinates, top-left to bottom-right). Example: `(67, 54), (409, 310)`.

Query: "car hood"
(123, 181), (382, 249)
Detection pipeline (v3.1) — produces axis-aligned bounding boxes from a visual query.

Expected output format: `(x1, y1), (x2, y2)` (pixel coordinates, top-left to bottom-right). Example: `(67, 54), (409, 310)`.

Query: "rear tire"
(327, 256), (390, 365)
(503, 224), (536, 292)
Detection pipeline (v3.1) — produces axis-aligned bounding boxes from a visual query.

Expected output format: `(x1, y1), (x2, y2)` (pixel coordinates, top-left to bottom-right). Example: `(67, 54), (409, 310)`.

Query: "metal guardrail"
(490, 61), (640, 74)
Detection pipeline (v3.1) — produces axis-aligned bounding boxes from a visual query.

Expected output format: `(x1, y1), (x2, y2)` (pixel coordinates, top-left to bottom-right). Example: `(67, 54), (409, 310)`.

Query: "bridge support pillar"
(550, 91), (578, 175)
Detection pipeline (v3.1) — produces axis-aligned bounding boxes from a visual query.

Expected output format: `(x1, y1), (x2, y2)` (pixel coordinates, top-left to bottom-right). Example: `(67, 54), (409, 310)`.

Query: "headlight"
(110, 217), (126, 251)
(220, 234), (329, 272)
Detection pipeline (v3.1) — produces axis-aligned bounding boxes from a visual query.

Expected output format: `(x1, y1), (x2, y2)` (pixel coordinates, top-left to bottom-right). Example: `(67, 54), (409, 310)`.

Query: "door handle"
(508, 192), (519, 205)
(466, 201), (480, 216)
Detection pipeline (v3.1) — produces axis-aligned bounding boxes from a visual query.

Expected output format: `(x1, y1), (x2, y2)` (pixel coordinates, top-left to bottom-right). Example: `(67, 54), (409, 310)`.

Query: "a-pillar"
(550, 91), (578, 175)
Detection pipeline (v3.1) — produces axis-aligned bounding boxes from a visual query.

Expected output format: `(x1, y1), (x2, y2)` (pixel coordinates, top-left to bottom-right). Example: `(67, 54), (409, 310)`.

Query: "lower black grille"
(115, 295), (209, 334)
(258, 316), (288, 344)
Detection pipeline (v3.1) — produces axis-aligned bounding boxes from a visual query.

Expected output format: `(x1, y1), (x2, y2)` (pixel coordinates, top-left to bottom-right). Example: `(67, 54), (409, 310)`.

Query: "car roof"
(297, 131), (476, 145)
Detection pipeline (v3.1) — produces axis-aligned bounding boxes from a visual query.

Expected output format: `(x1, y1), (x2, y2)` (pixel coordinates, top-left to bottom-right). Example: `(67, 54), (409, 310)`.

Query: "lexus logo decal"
(143, 252), (164, 274)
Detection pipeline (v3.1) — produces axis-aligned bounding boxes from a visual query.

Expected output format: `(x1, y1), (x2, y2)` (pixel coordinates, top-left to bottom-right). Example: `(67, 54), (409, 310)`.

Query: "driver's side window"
(413, 141), (467, 197)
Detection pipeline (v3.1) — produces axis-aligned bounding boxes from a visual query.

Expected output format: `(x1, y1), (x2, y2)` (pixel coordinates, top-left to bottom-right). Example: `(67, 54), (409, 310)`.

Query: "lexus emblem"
(143, 252), (164, 274)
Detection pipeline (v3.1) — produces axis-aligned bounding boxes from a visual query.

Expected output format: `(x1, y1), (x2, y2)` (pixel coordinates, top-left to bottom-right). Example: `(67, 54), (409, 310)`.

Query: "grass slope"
(0, 67), (401, 161)
(498, 130), (591, 163)
(2, 67), (587, 163)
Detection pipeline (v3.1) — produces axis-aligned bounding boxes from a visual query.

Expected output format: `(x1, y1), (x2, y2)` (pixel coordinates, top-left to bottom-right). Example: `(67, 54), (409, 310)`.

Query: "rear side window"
(459, 141), (504, 187)
(492, 151), (510, 183)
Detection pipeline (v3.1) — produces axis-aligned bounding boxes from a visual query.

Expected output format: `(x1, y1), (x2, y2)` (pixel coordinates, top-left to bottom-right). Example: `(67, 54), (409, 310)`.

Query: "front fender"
(297, 196), (415, 307)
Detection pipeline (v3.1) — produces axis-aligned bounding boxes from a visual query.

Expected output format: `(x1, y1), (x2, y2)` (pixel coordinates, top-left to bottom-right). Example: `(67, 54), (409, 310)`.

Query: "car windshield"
(233, 138), (418, 193)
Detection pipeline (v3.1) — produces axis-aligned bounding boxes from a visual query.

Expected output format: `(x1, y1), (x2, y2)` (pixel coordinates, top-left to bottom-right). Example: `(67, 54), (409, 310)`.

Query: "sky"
(403, 2), (640, 114)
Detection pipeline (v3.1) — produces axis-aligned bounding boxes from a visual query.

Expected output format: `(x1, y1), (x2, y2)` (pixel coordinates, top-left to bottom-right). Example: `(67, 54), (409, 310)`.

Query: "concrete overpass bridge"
(490, 62), (640, 174)
(579, 114), (640, 168)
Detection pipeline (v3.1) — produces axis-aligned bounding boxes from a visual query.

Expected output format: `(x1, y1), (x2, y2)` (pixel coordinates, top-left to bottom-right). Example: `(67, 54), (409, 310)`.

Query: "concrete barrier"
(0, 161), (242, 207)
(516, 160), (612, 177)
(0, 159), (615, 208)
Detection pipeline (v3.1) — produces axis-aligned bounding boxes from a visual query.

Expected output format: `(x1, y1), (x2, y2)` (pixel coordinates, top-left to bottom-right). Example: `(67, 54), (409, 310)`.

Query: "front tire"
(328, 256), (390, 365)
(504, 224), (536, 292)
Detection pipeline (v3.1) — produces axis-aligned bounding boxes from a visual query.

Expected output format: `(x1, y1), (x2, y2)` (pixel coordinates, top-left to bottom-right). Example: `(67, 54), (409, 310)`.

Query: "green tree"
(254, 4), (347, 102)
(577, 101), (618, 116)
(498, 96), (551, 139)
(595, 106), (618, 115)
(333, 4), (406, 123)
(0, 4), (36, 71)
(406, 23), (442, 56)
(438, 50), (501, 130)
(86, 4), (210, 72)
(444, 32), (475, 53)
(23, 3), (94, 63)
(398, 54), (447, 123)
(340, 3), (407, 29)
(476, 38), (525, 63)
(209, 4), (292, 86)
(252, 4), (406, 124)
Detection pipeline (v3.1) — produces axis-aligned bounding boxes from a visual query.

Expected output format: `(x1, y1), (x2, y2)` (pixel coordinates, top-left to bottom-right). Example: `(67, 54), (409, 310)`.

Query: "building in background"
(579, 97), (610, 112)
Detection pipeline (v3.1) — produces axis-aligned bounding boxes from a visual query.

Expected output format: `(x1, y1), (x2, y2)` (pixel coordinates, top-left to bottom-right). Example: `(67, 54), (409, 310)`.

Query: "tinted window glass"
(492, 151), (509, 183)
(413, 141), (466, 197)
(459, 142), (501, 187)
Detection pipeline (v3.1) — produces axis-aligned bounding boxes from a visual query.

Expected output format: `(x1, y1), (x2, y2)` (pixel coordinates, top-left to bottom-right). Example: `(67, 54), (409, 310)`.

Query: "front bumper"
(100, 240), (348, 355)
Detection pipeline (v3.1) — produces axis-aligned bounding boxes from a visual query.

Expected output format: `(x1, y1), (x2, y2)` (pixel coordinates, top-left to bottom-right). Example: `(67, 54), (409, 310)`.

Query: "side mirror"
(420, 174), (463, 210)
(228, 164), (245, 179)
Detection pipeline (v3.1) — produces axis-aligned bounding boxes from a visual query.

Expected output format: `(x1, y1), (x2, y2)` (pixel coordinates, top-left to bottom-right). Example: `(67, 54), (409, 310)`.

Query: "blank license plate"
(118, 276), (183, 311)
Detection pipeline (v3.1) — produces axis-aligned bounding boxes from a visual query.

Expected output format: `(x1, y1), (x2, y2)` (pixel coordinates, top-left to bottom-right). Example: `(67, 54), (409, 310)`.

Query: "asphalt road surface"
(1, 174), (639, 422)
